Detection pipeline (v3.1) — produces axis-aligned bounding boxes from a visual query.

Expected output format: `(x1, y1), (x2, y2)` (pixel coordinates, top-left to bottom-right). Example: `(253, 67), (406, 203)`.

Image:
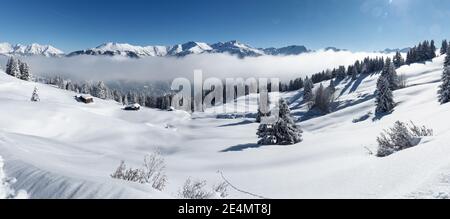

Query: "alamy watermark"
(170, 70), (280, 124)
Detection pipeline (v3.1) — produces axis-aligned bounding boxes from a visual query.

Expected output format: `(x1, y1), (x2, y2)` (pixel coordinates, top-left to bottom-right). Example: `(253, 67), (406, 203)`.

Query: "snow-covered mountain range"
(67, 40), (311, 58)
(0, 43), (64, 57)
(0, 41), (407, 59)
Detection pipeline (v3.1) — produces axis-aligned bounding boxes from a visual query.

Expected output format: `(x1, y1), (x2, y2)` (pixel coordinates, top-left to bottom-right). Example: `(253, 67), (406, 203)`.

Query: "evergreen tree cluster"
(5, 57), (31, 81)
(41, 75), (173, 110)
(257, 99), (303, 145)
(393, 52), (405, 68)
(406, 40), (437, 64)
(281, 56), (387, 93)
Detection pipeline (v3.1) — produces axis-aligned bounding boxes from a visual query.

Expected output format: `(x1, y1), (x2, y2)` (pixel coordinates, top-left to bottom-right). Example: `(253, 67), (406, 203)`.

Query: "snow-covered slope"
(0, 55), (450, 199)
(0, 43), (64, 57)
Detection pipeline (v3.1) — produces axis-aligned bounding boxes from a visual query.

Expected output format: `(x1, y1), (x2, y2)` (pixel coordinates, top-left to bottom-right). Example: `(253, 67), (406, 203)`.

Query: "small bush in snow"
(376, 121), (433, 157)
(179, 178), (213, 199)
(213, 181), (229, 198)
(111, 152), (168, 191)
(397, 74), (408, 89)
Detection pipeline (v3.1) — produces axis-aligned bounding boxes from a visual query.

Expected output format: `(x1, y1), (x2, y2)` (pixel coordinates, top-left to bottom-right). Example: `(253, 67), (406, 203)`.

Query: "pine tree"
(31, 87), (40, 102)
(351, 65), (358, 80)
(257, 99), (302, 145)
(328, 79), (336, 93)
(441, 40), (448, 55)
(336, 66), (346, 80)
(94, 81), (109, 99)
(429, 40), (437, 59)
(313, 83), (334, 113)
(19, 62), (31, 81)
(303, 77), (314, 102)
(6, 57), (20, 78)
(393, 52), (405, 68)
(375, 76), (395, 114)
(445, 47), (450, 68)
(5, 57), (12, 75)
(438, 67), (450, 104)
(381, 58), (399, 90)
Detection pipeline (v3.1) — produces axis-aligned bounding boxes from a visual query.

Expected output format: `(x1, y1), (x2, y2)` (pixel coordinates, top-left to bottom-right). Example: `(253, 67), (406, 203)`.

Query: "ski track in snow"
(1, 55), (450, 198)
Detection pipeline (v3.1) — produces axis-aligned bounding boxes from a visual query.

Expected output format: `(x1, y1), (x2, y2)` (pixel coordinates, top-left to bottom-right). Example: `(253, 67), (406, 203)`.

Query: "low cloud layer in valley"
(1, 51), (396, 83)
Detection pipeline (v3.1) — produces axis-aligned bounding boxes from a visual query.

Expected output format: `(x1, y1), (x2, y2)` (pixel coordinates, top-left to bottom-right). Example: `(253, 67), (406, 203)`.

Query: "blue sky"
(0, 0), (449, 52)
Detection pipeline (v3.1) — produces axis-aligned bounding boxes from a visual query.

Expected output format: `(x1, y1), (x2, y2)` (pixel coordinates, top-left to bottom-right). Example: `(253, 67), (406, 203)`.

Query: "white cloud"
(1, 51), (394, 83)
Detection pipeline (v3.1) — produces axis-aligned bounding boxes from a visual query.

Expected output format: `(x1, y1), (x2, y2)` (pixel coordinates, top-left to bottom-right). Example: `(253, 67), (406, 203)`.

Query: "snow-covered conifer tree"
(441, 40), (448, 55)
(94, 81), (109, 99)
(19, 62), (31, 81)
(445, 48), (450, 68)
(381, 58), (399, 90)
(393, 52), (405, 68)
(257, 99), (302, 145)
(303, 77), (314, 102)
(438, 67), (450, 104)
(6, 57), (20, 78)
(328, 79), (336, 93)
(351, 66), (358, 80)
(375, 76), (395, 114)
(336, 66), (346, 80)
(429, 40), (437, 60)
(30, 87), (40, 102)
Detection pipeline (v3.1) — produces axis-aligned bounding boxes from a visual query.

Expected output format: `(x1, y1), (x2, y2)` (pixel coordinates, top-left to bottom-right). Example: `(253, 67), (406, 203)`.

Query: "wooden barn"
(76, 95), (94, 104)
(124, 103), (141, 111)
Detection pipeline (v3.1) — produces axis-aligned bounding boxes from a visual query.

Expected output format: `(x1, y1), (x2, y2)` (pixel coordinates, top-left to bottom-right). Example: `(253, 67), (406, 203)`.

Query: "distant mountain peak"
(381, 48), (411, 53)
(0, 42), (64, 57)
(324, 47), (347, 52)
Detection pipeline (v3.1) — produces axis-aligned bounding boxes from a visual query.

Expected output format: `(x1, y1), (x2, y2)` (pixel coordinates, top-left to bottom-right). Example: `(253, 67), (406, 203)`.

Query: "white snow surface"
(1, 56), (450, 199)
(0, 155), (28, 199)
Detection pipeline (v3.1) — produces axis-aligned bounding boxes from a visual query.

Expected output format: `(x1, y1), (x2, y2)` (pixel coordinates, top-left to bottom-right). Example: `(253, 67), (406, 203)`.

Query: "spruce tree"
(429, 40), (437, 60)
(393, 52), (405, 68)
(257, 99), (302, 145)
(438, 67), (450, 104)
(19, 62), (31, 81)
(375, 76), (395, 114)
(328, 79), (336, 93)
(31, 87), (40, 102)
(6, 57), (20, 78)
(336, 66), (346, 80)
(445, 47), (450, 68)
(441, 40), (448, 55)
(381, 58), (399, 90)
(351, 65), (358, 80)
(303, 77), (314, 102)
(94, 81), (109, 99)
(5, 57), (12, 75)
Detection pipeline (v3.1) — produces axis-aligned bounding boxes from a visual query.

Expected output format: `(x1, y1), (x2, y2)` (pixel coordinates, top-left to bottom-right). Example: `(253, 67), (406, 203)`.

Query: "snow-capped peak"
(0, 42), (64, 57)
(67, 40), (311, 58)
